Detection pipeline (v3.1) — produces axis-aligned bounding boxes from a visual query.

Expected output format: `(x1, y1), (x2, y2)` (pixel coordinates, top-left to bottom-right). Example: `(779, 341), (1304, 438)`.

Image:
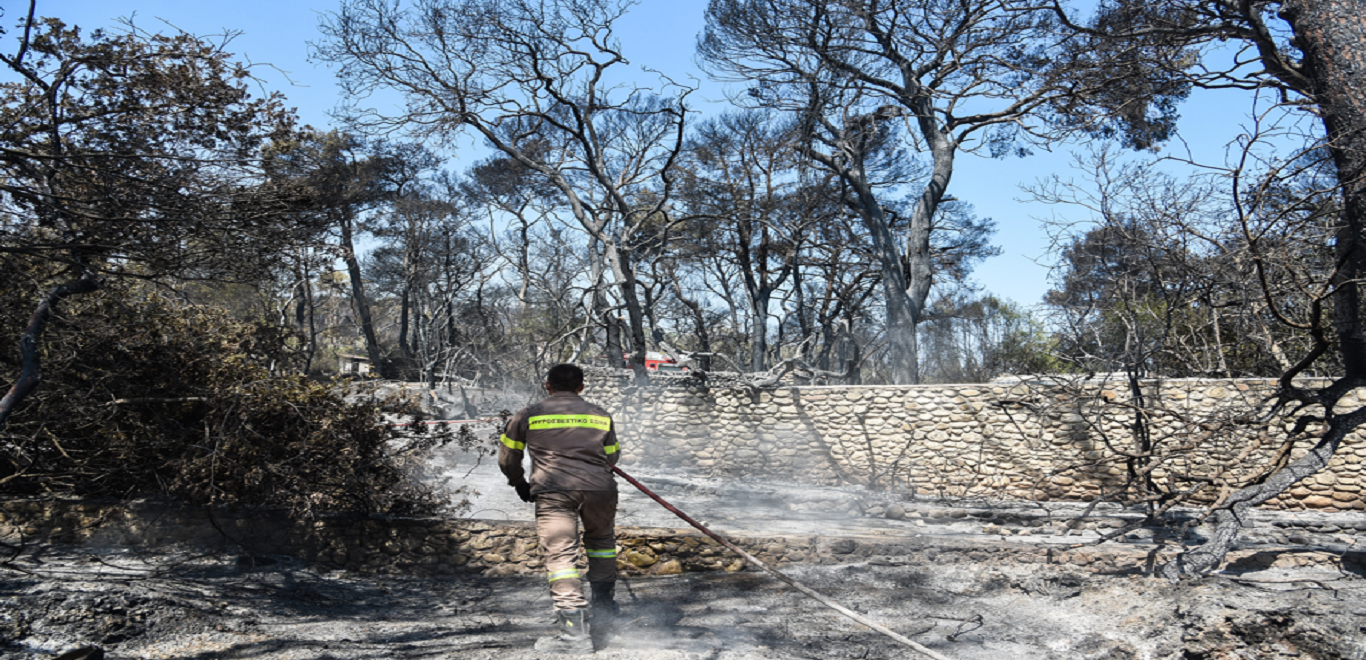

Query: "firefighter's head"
(545, 363), (585, 394)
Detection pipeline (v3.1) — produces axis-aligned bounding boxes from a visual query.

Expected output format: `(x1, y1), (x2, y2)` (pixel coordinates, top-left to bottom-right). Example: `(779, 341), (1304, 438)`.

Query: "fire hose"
(612, 465), (957, 660)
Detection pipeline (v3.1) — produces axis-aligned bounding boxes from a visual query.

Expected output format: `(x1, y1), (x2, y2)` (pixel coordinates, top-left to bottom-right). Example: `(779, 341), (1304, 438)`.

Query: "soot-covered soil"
(3, 543), (1364, 660)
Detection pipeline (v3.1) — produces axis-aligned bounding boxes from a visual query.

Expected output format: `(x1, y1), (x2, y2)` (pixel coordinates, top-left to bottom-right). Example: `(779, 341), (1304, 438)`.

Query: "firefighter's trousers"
(536, 490), (618, 610)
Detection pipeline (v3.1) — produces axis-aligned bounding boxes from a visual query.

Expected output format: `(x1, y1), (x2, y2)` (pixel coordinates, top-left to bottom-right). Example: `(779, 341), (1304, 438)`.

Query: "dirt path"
(4, 542), (1364, 660)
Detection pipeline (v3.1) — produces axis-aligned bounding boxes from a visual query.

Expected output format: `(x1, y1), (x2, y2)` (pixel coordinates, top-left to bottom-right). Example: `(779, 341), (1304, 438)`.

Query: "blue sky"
(6, 0), (1260, 308)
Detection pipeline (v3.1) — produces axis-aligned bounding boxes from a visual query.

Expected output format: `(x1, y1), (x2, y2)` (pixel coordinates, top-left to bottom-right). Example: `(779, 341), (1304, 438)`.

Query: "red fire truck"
(641, 351), (685, 372)
(596, 351), (686, 372)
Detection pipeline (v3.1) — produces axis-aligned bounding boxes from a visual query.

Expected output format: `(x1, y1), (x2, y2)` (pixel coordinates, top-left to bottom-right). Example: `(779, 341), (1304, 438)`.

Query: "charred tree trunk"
(0, 274), (100, 431)
(604, 240), (651, 386)
(736, 218), (794, 373)
(1296, 0), (1366, 377)
(293, 264), (320, 375)
(673, 278), (713, 355)
(398, 235), (418, 364)
(844, 325), (863, 385)
(749, 289), (774, 373)
(398, 286), (413, 361)
(302, 272), (318, 375)
(849, 164), (920, 385)
(792, 263), (815, 361)
(588, 236), (625, 370)
(339, 214), (388, 379)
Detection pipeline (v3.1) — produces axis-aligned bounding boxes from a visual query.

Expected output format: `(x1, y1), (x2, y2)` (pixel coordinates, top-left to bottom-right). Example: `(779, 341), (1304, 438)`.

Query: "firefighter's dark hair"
(546, 364), (584, 392)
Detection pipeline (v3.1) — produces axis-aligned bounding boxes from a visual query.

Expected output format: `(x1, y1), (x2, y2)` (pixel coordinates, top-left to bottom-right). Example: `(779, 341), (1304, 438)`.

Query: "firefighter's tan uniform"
(499, 391), (620, 610)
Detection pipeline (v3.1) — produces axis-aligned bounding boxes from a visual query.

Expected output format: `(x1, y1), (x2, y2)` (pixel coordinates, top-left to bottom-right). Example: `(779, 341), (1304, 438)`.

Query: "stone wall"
(584, 375), (1366, 512)
(0, 499), (765, 577)
(7, 499), (1361, 576)
(0, 498), (1101, 575)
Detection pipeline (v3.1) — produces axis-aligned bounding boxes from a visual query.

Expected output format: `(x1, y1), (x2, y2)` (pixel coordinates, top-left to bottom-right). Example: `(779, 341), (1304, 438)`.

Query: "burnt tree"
(317, 0), (691, 385)
(1046, 0), (1366, 578)
(700, 0), (1068, 383)
(0, 11), (320, 431)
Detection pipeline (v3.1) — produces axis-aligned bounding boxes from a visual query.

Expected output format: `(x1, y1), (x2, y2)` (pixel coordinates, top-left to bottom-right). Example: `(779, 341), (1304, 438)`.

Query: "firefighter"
(499, 363), (620, 653)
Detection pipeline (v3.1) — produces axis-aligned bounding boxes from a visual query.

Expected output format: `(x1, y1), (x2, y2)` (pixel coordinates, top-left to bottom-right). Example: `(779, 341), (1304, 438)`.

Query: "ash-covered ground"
(4, 440), (1366, 660)
(3, 541), (1364, 660)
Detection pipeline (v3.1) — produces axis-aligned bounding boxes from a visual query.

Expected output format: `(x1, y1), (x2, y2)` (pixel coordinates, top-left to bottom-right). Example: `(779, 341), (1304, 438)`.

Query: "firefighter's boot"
(590, 581), (619, 626)
(534, 608), (593, 654)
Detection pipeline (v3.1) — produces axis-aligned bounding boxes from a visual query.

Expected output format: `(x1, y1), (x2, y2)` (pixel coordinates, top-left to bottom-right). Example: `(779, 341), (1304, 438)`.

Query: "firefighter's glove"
(515, 484), (535, 503)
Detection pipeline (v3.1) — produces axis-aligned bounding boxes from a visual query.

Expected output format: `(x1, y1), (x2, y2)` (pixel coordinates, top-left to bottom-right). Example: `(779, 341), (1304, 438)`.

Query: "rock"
(625, 549), (658, 568)
(654, 559), (684, 575)
(484, 564), (519, 577)
(885, 504), (906, 520)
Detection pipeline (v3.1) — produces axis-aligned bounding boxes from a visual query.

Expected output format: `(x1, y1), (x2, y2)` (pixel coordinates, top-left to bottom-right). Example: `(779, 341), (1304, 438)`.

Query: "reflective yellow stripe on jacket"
(500, 434), (525, 451)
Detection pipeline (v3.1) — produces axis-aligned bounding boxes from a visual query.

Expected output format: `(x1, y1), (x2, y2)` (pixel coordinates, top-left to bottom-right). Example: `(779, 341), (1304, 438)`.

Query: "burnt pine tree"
(678, 110), (820, 372)
(262, 131), (439, 380)
(699, 0), (1074, 383)
(317, 0), (691, 385)
(1045, 0), (1366, 578)
(0, 12), (321, 431)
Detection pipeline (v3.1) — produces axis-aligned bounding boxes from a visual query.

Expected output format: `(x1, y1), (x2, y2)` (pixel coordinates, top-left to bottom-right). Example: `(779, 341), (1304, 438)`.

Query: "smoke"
(411, 376), (1007, 550)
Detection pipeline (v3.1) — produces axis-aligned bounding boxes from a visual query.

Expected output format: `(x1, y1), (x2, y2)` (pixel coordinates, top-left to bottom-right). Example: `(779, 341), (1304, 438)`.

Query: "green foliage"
(0, 283), (461, 518)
